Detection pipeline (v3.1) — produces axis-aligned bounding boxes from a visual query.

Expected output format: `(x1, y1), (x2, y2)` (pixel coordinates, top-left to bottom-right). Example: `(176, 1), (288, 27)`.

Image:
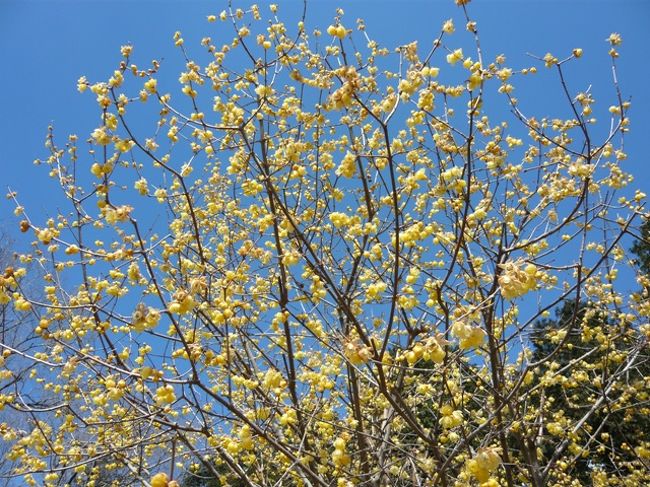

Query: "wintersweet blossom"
(343, 338), (373, 365)
(451, 320), (486, 349)
(498, 261), (538, 299)
(467, 447), (501, 483)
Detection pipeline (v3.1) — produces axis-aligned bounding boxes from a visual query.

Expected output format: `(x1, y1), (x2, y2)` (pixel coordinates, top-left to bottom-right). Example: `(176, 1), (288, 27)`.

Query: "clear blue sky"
(1, 0), (649, 240)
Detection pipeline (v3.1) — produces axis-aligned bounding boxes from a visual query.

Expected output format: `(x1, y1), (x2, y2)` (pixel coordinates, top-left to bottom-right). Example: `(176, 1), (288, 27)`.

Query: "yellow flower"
(607, 33), (622, 46)
(439, 404), (463, 429)
(14, 298), (31, 312)
(114, 138), (132, 153)
(37, 228), (54, 244)
(442, 19), (455, 34)
(498, 261), (537, 299)
(543, 52), (558, 68)
(452, 320), (485, 349)
(77, 76), (88, 93)
(155, 385), (176, 404)
(335, 152), (357, 178)
(332, 436), (351, 467)
(366, 281), (387, 301)
(91, 127), (111, 146)
(144, 78), (158, 94)
(169, 291), (195, 314)
(134, 178), (149, 195)
(151, 472), (168, 487)
(343, 339), (372, 365)
(446, 48), (464, 65)
(329, 212), (351, 228)
(65, 244), (79, 255)
(104, 205), (133, 224)
(131, 303), (148, 332)
(422, 334), (447, 363)
(326, 24), (346, 40)
(467, 447), (501, 482)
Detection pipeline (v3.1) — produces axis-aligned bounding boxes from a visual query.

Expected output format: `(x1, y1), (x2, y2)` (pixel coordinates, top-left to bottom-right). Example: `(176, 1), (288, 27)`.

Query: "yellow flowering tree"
(529, 300), (650, 485)
(0, 234), (42, 483)
(2, 2), (648, 486)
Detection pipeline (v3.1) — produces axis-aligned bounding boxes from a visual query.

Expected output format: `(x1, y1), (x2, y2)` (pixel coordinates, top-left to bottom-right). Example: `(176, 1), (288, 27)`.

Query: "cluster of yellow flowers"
(332, 436), (351, 468)
(329, 211), (352, 228)
(365, 280), (387, 301)
(402, 334), (447, 365)
(451, 319), (486, 349)
(439, 403), (464, 429)
(131, 303), (161, 332)
(466, 447), (502, 484)
(343, 338), (373, 365)
(329, 66), (360, 110)
(103, 204), (133, 224)
(155, 385), (176, 405)
(498, 261), (538, 300)
(168, 290), (196, 314)
(151, 473), (179, 487)
(326, 23), (347, 40)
